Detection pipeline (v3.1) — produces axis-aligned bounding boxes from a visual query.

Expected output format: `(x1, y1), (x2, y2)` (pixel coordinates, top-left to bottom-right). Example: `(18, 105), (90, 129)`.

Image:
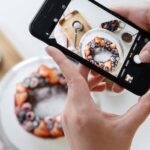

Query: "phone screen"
(51, 0), (140, 83)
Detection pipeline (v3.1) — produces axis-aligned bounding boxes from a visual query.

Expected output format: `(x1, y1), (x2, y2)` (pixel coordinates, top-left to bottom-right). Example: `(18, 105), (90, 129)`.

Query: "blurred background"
(0, 0), (150, 150)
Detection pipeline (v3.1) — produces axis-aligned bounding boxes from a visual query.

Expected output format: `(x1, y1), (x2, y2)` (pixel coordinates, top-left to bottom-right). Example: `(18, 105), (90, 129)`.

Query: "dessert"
(14, 65), (67, 138)
(101, 20), (120, 32)
(84, 36), (120, 73)
(121, 32), (133, 43)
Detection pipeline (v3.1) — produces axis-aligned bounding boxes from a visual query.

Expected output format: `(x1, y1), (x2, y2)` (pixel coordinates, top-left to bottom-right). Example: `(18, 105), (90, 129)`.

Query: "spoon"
(72, 21), (84, 49)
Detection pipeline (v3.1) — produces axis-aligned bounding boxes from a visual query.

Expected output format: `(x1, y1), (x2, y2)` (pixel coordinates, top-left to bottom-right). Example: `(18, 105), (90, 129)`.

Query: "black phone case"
(29, 0), (150, 96)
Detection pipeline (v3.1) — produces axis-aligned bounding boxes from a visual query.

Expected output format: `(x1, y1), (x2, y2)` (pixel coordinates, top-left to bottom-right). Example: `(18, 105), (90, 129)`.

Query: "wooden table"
(0, 31), (23, 79)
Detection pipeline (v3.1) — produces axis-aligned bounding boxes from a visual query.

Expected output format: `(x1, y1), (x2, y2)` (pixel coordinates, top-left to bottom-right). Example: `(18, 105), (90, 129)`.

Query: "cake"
(84, 36), (120, 73)
(14, 65), (67, 138)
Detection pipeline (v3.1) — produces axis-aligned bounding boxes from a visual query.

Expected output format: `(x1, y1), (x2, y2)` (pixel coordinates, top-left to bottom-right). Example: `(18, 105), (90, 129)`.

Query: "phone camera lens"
(46, 32), (49, 36)
(144, 38), (149, 44)
(62, 5), (66, 9)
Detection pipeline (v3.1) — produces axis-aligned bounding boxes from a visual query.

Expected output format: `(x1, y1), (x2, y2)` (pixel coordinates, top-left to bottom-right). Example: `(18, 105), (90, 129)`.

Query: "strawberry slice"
(50, 128), (64, 137)
(37, 65), (52, 78)
(48, 69), (60, 85)
(15, 92), (28, 107)
(16, 83), (27, 93)
(34, 121), (50, 138)
(104, 60), (112, 72)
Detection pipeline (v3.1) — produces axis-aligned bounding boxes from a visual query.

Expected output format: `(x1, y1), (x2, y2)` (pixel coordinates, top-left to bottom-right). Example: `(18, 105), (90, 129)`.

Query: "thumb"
(139, 42), (150, 63)
(123, 90), (150, 131)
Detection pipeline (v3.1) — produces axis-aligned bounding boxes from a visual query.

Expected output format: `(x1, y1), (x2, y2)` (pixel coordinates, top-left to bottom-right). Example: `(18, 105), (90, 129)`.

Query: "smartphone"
(30, 0), (150, 96)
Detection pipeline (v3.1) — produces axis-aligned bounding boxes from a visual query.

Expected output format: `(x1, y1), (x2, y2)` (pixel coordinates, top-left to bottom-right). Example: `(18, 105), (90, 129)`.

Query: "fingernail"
(133, 55), (142, 64)
(45, 46), (50, 52)
(140, 50), (150, 63)
(45, 46), (53, 56)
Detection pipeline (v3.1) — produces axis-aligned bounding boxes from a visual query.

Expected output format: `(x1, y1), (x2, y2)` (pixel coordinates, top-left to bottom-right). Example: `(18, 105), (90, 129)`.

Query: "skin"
(46, 5), (150, 150)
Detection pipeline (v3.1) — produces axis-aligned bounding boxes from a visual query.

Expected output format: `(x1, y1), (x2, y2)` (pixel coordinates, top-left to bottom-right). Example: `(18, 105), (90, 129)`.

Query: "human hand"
(111, 4), (150, 92)
(46, 46), (150, 150)
(77, 4), (150, 93)
(54, 5), (150, 94)
(54, 24), (123, 93)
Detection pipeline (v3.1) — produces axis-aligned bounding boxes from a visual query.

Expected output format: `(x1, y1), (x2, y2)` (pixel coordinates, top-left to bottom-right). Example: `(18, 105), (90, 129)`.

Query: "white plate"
(0, 57), (149, 150)
(79, 29), (124, 75)
(80, 28), (124, 57)
(0, 57), (68, 150)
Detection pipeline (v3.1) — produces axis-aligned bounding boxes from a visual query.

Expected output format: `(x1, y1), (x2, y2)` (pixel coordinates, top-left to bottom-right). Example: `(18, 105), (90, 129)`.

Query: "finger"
(88, 75), (105, 90)
(91, 83), (106, 92)
(91, 70), (100, 77)
(46, 46), (93, 107)
(139, 42), (150, 63)
(111, 6), (130, 18)
(112, 83), (124, 93)
(46, 47), (94, 100)
(78, 64), (90, 80)
(122, 90), (150, 131)
(46, 46), (81, 86)
(111, 5), (150, 31)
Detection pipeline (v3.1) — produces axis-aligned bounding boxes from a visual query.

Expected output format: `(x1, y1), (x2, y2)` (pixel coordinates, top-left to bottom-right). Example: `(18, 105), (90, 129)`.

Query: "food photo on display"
(53, 2), (138, 77)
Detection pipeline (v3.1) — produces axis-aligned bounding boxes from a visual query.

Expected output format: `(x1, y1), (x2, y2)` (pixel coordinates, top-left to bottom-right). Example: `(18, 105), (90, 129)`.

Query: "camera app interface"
(51, 0), (139, 81)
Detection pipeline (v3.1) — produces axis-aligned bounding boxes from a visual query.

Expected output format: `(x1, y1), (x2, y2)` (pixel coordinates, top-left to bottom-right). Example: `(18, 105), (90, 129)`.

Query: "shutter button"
(133, 54), (142, 64)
